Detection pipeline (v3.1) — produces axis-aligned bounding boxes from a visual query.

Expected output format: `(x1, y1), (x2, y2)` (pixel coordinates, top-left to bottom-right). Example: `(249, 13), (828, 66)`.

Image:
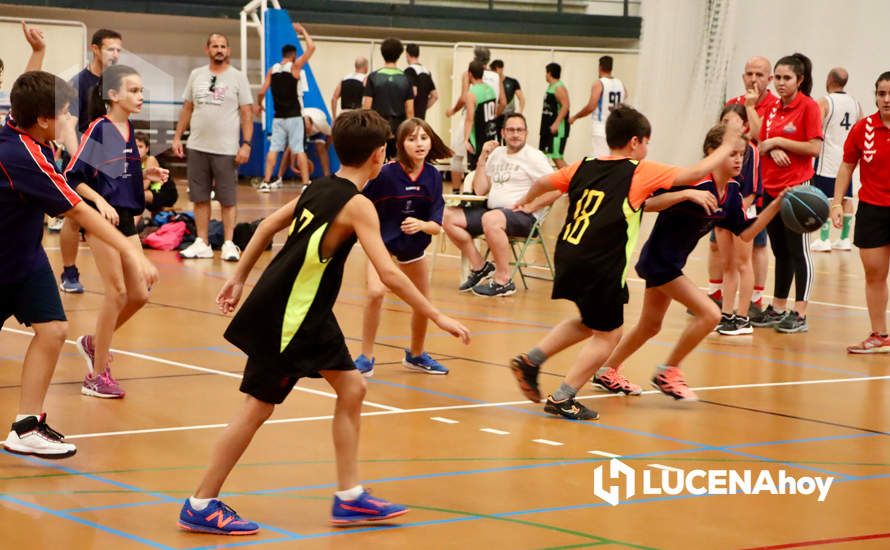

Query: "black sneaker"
(715, 313), (735, 333)
(775, 311), (808, 333)
(458, 261), (495, 292)
(472, 279), (516, 297)
(750, 305), (787, 327)
(718, 315), (753, 335)
(544, 395), (599, 420)
(510, 354), (541, 403)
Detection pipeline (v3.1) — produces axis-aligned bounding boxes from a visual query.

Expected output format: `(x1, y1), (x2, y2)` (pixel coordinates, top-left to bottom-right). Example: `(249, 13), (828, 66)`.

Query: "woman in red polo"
(754, 53), (823, 334)
(833, 71), (890, 353)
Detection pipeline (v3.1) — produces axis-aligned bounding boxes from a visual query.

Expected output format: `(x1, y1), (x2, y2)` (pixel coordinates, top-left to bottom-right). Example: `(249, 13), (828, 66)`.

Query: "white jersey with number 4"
(816, 92), (860, 178)
(591, 77), (625, 136)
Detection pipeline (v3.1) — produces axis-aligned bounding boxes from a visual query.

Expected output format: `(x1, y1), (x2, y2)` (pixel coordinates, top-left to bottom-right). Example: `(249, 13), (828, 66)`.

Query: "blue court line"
(0, 494), (175, 550)
(61, 499), (171, 513)
(725, 432), (878, 449)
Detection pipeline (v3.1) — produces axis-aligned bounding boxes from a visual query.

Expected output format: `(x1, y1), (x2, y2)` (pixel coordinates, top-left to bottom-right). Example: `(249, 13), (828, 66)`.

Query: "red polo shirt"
(843, 112), (890, 207)
(759, 92), (823, 196)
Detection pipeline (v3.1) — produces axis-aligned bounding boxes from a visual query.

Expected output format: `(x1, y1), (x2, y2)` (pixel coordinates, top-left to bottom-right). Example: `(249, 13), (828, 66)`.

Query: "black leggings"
(763, 189), (814, 302)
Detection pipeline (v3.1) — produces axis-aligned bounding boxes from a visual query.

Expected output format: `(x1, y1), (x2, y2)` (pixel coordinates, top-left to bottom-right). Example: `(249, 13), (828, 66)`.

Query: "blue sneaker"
(59, 266), (84, 293)
(177, 498), (259, 536)
(331, 490), (408, 526)
(402, 350), (449, 375)
(354, 354), (375, 377)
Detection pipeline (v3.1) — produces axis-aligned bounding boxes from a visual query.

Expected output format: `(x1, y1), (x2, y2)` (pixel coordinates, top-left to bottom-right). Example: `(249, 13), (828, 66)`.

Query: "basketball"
(780, 185), (830, 234)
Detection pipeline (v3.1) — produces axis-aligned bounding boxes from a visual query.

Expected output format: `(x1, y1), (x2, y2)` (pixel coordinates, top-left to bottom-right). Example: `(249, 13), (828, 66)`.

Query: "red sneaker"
(847, 333), (890, 354)
(651, 366), (698, 401)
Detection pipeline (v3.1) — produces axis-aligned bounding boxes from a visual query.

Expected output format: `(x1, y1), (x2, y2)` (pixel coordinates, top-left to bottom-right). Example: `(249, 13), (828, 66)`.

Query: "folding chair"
(483, 206), (555, 289)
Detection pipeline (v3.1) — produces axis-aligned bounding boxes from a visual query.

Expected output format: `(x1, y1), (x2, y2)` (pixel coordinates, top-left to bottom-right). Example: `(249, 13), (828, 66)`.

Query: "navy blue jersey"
(0, 120), (82, 283)
(65, 117), (144, 211)
(739, 142), (762, 202)
(362, 161), (444, 260)
(69, 68), (100, 135)
(636, 177), (755, 286)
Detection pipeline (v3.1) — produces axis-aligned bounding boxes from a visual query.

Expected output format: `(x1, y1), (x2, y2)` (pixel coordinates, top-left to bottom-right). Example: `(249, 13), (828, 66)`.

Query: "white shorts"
(270, 116), (305, 153)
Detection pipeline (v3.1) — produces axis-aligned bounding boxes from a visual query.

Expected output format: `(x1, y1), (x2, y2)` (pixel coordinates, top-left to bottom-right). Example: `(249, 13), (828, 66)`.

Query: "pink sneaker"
(847, 333), (890, 354)
(82, 368), (125, 398)
(651, 366), (698, 401)
(593, 367), (642, 395)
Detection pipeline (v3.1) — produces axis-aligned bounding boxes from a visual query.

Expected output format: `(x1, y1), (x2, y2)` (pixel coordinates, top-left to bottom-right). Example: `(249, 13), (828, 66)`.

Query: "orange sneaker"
(593, 367), (642, 395)
(847, 333), (890, 354)
(651, 366), (698, 401)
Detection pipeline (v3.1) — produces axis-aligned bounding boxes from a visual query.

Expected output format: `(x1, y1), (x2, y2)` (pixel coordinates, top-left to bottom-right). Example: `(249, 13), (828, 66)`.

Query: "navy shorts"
(710, 226), (767, 247)
(82, 201), (140, 237)
(463, 205), (536, 238)
(812, 174), (852, 199)
(0, 263), (66, 327)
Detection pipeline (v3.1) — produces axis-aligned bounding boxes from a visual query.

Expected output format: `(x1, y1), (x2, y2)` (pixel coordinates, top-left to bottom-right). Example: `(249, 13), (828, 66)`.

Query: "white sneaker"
(3, 414), (76, 459)
(269, 178), (283, 189)
(47, 217), (64, 232)
(832, 238), (852, 251)
(257, 182), (271, 193)
(221, 240), (241, 262)
(809, 239), (831, 252)
(180, 237), (214, 259)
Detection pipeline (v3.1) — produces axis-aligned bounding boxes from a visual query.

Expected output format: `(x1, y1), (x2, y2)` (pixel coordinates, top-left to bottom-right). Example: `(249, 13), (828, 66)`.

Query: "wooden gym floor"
(2, 182), (890, 550)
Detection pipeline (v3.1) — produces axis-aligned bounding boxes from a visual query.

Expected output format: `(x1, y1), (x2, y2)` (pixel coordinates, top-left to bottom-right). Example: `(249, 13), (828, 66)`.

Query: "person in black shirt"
(330, 57), (368, 119)
(404, 43), (437, 120)
(490, 59), (524, 143)
(363, 38), (414, 159)
(255, 23), (315, 188)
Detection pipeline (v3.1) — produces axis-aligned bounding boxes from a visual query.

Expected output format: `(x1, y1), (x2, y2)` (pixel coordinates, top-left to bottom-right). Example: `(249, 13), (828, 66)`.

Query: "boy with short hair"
(510, 105), (736, 420)
(0, 71), (158, 458)
(177, 109), (470, 535)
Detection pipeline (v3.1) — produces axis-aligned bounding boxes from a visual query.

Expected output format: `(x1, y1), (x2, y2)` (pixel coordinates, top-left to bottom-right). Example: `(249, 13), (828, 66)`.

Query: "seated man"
(443, 113), (558, 297)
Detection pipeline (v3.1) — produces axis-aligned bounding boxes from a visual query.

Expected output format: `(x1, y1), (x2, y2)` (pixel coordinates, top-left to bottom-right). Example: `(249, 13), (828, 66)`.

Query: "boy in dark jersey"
(463, 60), (498, 170)
(1, 71), (157, 458)
(404, 43), (438, 120)
(509, 105), (737, 420)
(540, 62), (570, 168)
(362, 38), (414, 159)
(177, 110), (469, 535)
(593, 124), (787, 401)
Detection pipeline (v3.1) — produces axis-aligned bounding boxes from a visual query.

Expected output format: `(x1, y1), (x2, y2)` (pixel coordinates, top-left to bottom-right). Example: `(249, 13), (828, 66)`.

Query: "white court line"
(480, 428), (510, 435)
(588, 450), (621, 458)
(0, 327), (403, 413)
(533, 439), (564, 446)
(431, 417), (459, 424)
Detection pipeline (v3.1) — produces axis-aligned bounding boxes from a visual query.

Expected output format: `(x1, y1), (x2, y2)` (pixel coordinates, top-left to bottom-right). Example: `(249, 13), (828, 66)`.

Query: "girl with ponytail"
(64, 64), (168, 398)
(753, 52), (823, 334)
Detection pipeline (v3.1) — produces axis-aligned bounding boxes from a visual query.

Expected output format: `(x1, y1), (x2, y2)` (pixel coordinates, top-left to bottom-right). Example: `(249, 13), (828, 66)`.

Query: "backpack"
(142, 221), (187, 250)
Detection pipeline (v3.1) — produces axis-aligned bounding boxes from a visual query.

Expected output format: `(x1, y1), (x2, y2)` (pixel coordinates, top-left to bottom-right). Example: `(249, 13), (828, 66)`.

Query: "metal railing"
(344, 0), (640, 16)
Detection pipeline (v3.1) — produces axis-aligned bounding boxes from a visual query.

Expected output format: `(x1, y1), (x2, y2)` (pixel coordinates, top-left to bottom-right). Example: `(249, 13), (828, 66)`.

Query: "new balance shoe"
(3, 414), (76, 459)
(592, 367), (642, 396)
(847, 333), (890, 354)
(221, 240), (241, 262)
(471, 278), (516, 297)
(178, 498), (259, 535)
(82, 368), (125, 398)
(354, 354), (375, 377)
(718, 315), (753, 335)
(775, 311), (808, 333)
(180, 237), (214, 259)
(60, 266), (84, 293)
(810, 239), (832, 252)
(543, 395), (599, 420)
(458, 261), (494, 292)
(651, 366), (698, 401)
(715, 313), (735, 333)
(403, 350), (448, 374)
(832, 238), (852, 251)
(510, 353), (541, 403)
(750, 305), (787, 327)
(331, 489), (407, 526)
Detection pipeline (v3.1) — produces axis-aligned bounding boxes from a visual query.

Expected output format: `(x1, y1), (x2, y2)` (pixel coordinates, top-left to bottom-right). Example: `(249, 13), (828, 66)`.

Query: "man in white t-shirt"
(443, 113), (558, 297)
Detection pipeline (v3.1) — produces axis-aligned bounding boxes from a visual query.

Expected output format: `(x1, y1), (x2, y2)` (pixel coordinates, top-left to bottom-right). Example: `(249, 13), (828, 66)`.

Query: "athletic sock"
(819, 221), (830, 242)
(707, 279), (722, 295)
(526, 347), (547, 367)
(335, 485), (364, 501)
(551, 382), (577, 402)
(752, 286), (764, 303)
(189, 497), (213, 511)
(841, 214), (853, 240)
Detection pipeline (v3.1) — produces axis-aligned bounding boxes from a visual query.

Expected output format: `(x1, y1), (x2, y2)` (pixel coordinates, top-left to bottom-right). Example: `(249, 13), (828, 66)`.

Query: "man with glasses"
(173, 33), (254, 262)
(442, 113), (557, 297)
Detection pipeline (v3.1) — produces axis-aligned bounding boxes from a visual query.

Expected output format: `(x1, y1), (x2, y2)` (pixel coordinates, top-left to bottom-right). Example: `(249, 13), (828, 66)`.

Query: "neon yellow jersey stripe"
(280, 223), (330, 352)
(621, 198), (642, 286)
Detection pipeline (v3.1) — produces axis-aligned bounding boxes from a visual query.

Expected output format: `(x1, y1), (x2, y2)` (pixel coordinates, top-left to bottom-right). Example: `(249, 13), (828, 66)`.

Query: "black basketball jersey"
(224, 176), (359, 368)
(552, 158), (642, 302)
(270, 62), (301, 119)
(469, 82), (498, 151)
(340, 73), (365, 110)
(405, 63), (436, 119)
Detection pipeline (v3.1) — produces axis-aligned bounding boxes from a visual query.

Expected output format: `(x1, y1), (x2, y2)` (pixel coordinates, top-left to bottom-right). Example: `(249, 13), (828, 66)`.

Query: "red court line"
(742, 532), (890, 549)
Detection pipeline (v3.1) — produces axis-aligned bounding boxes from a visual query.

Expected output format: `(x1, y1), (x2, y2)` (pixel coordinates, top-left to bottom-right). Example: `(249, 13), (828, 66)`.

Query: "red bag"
(142, 221), (187, 251)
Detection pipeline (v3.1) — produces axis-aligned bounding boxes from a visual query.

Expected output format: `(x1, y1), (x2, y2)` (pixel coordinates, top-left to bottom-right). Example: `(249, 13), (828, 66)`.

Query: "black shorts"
(854, 201), (890, 249)
(82, 201), (140, 237)
(0, 263), (66, 327)
(540, 123), (570, 160)
(463, 205), (536, 238)
(239, 345), (355, 405)
(569, 284), (629, 332)
(812, 174), (853, 199)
